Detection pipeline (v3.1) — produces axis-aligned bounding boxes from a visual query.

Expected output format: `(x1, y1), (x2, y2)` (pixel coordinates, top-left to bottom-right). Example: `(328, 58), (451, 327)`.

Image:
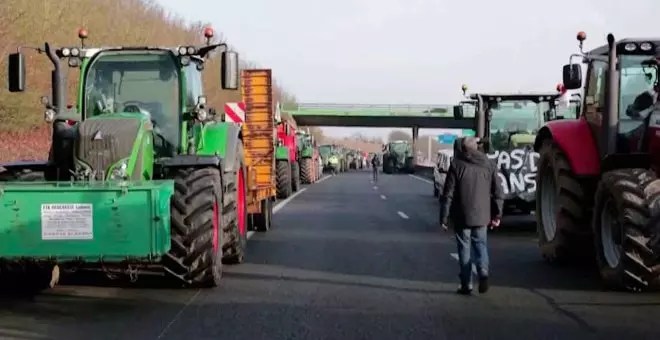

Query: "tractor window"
(488, 100), (541, 150)
(184, 63), (204, 108)
(619, 55), (658, 133)
(84, 51), (181, 147)
(319, 145), (332, 157)
(390, 142), (410, 153)
(584, 60), (607, 126)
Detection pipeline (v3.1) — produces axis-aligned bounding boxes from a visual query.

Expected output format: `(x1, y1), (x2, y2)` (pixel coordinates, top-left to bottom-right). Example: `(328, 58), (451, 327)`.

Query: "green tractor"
(382, 141), (414, 174)
(319, 144), (343, 174)
(454, 90), (580, 214)
(296, 129), (319, 184)
(0, 28), (248, 291)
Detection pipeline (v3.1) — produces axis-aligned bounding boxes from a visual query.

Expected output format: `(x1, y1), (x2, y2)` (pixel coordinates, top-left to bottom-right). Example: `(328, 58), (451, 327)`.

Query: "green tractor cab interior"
(1, 27), (245, 290)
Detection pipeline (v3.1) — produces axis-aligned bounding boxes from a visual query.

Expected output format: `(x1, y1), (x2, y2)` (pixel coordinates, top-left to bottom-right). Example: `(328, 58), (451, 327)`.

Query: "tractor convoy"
(442, 32), (660, 292)
(3, 27), (660, 297)
(0, 28), (328, 293)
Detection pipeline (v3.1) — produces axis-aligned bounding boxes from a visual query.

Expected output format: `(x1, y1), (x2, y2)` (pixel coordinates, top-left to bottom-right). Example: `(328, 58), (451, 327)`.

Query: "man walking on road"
(440, 137), (503, 295)
(371, 154), (380, 183)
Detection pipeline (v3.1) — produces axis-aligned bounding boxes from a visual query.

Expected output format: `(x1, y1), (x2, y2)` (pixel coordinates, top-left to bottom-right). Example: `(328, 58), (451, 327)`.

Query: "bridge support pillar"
(412, 125), (419, 166)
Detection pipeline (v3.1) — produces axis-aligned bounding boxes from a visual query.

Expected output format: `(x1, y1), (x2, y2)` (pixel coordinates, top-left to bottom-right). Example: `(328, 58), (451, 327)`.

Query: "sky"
(156, 0), (658, 140)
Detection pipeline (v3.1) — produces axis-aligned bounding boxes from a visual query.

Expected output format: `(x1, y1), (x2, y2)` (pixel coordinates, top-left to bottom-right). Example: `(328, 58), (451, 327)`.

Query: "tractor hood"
(75, 113), (153, 181)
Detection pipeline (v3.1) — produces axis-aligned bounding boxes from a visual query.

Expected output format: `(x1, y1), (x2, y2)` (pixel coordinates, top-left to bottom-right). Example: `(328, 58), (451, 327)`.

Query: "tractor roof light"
(624, 42), (637, 52)
(640, 42), (653, 51)
(44, 109), (56, 123)
(78, 28), (88, 47)
(204, 27), (214, 45)
(576, 31), (587, 53)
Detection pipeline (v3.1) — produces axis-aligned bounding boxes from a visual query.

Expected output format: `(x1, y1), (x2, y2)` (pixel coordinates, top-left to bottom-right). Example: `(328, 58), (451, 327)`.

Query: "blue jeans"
(455, 226), (489, 287)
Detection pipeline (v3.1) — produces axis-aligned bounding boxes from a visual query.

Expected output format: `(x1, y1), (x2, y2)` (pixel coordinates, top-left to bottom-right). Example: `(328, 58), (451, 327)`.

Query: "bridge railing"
(289, 103), (458, 116)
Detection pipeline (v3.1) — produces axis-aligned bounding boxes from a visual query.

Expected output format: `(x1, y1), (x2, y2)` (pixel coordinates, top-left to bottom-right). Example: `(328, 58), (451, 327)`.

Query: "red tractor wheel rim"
(238, 169), (246, 235)
(212, 198), (219, 253)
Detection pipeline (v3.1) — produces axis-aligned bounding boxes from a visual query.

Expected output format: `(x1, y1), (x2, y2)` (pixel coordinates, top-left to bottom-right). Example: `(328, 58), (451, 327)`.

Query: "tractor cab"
(7, 27), (239, 180)
(562, 32), (660, 167)
(462, 92), (561, 151)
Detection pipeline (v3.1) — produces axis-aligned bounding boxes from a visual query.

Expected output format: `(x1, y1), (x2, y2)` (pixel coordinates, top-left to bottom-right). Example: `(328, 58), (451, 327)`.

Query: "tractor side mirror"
(562, 64), (582, 90)
(8, 52), (26, 92)
(220, 51), (239, 90)
(453, 105), (463, 119)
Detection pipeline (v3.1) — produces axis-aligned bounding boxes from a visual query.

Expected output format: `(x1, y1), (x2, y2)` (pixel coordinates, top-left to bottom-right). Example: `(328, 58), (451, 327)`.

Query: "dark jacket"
(440, 137), (503, 227)
(371, 155), (380, 167)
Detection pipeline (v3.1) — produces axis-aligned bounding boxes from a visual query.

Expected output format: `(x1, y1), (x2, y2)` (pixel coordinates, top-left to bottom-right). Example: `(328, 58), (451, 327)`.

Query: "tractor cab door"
(583, 60), (608, 156)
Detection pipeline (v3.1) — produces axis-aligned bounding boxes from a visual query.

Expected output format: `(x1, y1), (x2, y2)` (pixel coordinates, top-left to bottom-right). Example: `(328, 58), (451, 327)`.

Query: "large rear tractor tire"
(276, 160), (292, 198)
(164, 167), (229, 287)
(593, 169), (660, 292)
(252, 197), (274, 232)
(300, 158), (313, 184)
(223, 145), (248, 265)
(536, 140), (592, 264)
(291, 161), (301, 192)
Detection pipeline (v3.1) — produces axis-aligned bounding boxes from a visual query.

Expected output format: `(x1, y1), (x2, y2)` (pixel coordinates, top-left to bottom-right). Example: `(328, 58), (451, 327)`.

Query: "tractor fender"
(533, 119), (600, 176)
(222, 124), (244, 173)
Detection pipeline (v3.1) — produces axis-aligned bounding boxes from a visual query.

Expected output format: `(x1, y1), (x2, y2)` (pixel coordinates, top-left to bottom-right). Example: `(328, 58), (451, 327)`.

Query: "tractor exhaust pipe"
(44, 43), (66, 114)
(603, 33), (619, 156)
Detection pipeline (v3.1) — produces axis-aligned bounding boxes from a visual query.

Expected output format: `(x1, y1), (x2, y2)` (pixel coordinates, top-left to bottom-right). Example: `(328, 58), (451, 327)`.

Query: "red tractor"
(535, 31), (660, 291)
(275, 120), (300, 198)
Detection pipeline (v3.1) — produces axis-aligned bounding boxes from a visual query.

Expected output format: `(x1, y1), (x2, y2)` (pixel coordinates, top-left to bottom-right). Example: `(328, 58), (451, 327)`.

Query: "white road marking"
(373, 186), (378, 190)
(273, 188), (307, 214)
(397, 211), (409, 219)
(409, 174), (433, 184)
(316, 175), (332, 184)
(449, 253), (478, 275)
(380, 194), (387, 200)
(247, 186), (311, 239)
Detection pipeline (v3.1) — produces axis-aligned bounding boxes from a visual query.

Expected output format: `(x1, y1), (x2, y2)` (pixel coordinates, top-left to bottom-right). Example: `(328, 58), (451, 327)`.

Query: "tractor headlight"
(197, 109), (208, 121)
(110, 160), (129, 180)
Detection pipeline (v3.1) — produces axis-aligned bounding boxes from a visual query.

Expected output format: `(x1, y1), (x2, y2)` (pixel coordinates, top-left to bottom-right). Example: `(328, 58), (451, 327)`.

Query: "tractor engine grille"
(77, 119), (141, 180)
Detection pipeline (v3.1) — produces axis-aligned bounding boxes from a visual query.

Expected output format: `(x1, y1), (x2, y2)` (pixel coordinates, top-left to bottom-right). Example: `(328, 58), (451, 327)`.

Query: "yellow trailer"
(241, 69), (277, 231)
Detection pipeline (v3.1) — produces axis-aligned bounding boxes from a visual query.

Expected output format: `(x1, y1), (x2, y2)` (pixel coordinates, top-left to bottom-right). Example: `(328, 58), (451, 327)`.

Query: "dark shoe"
(478, 277), (489, 293)
(456, 284), (472, 295)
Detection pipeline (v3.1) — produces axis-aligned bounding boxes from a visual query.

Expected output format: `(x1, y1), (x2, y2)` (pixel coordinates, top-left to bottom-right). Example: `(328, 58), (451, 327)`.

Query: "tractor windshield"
(84, 51), (180, 146)
(319, 145), (333, 157)
(488, 100), (542, 150)
(619, 55), (659, 133)
(390, 142), (410, 153)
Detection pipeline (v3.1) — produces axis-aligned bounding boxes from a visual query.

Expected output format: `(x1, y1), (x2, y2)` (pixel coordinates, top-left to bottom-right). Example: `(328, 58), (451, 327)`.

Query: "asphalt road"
(2, 170), (660, 340)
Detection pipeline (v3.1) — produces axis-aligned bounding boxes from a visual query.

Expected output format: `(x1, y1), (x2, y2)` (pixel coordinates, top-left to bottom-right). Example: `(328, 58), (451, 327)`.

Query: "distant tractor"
(382, 140), (414, 174)
(296, 129), (320, 184)
(275, 120), (300, 198)
(319, 144), (343, 174)
(534, 31), (660, 291)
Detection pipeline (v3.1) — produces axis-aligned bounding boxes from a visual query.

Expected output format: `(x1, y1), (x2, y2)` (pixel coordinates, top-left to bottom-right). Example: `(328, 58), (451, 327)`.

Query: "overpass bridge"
(285, 103), (477, 167)
(286, 103), (476, 150)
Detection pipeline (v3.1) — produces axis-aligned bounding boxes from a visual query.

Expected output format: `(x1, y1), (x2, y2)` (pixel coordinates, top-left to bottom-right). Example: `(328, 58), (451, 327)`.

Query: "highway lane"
(1, 171), (660, 339)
